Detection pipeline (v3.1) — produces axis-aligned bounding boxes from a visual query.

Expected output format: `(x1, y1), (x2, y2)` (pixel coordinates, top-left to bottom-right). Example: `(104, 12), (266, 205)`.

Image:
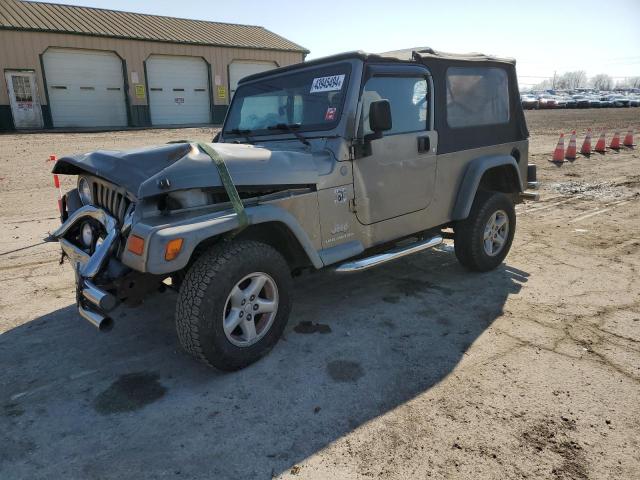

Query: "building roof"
(0, 0), (308, 53)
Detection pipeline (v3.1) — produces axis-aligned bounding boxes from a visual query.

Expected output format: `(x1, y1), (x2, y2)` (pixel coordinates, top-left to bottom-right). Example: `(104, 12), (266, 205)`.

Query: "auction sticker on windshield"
(325, 107), (337, 121)
(310, 74), (345, 93)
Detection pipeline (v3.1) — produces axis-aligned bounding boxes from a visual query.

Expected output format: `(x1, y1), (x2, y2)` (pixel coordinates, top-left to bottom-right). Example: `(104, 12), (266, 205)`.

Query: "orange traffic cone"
(610, 131), (621, 151)
(551, 133), (565, 163)
(594, 130), (607, 153)
(623, 128), (635, 148)
(580, 129), (592, 156)
(565, 130), (577, 161)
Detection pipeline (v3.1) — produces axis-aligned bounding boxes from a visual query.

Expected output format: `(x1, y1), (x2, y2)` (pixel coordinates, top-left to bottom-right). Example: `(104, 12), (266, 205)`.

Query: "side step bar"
(335, 235), (443, 273)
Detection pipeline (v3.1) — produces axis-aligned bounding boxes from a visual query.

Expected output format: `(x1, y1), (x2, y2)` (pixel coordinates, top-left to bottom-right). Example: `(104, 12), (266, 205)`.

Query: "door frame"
(352, 63), (437, 225)
(355, 63), (435, 138)
(4, 69), (44, 129)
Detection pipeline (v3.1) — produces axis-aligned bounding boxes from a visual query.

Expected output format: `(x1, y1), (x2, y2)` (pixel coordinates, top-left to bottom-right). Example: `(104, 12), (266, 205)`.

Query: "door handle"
(417, 136), (430, 153)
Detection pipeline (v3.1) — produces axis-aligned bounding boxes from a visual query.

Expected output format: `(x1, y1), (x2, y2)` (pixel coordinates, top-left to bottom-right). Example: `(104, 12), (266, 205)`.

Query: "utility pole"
(552, 71), (557, 90)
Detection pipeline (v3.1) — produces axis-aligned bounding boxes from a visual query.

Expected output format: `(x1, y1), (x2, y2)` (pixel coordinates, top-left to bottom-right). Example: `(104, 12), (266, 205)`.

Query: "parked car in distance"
(609, 95), (630, 107)
(554, 96), (567, 109)
(572, 95), (590, 108)
(588, 96), (602, 108)
(537, 94), (558, 109)
(599, 96), (614, 108)
(521, 90), (640, 109)
(521, 94), (539, 109)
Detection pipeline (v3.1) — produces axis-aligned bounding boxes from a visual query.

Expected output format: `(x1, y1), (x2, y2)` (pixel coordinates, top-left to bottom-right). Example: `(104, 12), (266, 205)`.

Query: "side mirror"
(366, 100), (392, 141)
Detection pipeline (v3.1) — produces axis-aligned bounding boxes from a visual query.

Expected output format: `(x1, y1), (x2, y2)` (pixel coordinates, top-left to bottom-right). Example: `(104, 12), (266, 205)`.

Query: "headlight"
(81, 221), (95, 248)
(78, 176), (92, 205)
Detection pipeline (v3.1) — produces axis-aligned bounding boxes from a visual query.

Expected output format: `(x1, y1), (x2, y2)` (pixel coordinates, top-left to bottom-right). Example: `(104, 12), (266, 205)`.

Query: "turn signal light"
(165, 238), (184, 261)
(127, 235), (145, 256)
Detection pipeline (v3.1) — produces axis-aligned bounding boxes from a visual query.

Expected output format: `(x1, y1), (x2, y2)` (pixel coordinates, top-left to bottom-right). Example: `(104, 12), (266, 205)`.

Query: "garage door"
(229, 61), (277, 98)
(147, 56), (211, 125)
(43, 48), (127, 128)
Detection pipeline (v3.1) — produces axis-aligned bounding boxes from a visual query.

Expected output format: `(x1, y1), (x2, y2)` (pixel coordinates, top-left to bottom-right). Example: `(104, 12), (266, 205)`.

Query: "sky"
(37, 0), (640, 87)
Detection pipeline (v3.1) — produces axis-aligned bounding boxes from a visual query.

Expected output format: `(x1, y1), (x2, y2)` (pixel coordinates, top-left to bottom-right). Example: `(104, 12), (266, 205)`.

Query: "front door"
(5, 70), (43, 129)
(353, 69), (437, 225)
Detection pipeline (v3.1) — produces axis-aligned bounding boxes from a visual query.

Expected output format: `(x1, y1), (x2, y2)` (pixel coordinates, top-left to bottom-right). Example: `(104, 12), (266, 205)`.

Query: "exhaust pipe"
(78, 304), (113, 332)
(82, 280), (117, 312)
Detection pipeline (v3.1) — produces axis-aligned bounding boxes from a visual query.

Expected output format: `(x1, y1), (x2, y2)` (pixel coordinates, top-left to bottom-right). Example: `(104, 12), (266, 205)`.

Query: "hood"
(53, 142), (328, 198)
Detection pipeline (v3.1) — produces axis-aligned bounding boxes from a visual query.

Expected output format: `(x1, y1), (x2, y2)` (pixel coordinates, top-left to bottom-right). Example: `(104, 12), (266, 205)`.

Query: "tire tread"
(175, 240), (288, 369)
(454, 191), (515, 272)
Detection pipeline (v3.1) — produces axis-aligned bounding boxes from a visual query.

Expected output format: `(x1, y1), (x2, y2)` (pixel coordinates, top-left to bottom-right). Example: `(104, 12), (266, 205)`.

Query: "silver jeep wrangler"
(50, 47), (537, 370)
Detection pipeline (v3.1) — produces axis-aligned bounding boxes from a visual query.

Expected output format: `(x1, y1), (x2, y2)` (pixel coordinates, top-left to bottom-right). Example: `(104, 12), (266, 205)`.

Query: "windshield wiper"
(228, 128), (255, 144)
(266, 123), (310, 146)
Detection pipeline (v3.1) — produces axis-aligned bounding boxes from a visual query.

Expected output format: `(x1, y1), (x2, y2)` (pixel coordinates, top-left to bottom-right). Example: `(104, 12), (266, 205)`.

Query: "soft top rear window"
(446, 67), (509, 128)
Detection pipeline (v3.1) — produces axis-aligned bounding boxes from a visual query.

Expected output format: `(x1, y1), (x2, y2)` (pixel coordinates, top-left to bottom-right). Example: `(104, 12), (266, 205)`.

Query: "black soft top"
(375, 47), (517, 64)
(241, 47), (529, 154)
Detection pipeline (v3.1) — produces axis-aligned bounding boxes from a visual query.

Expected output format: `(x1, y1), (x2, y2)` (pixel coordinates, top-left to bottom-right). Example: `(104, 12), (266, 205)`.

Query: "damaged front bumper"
(50, 205), (121, 331)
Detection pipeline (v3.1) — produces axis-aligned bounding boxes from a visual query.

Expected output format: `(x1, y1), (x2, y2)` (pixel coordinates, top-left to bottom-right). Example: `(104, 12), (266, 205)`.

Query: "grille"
(92, 181), (131, 224)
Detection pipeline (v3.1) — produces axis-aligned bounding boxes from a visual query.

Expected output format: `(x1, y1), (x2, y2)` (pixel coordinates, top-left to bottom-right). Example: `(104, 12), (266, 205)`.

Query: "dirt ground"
(1, 108), (639, 480)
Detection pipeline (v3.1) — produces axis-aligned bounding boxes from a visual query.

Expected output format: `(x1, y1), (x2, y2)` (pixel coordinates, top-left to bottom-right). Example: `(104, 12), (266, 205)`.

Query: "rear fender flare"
(452, 155), (523, 220)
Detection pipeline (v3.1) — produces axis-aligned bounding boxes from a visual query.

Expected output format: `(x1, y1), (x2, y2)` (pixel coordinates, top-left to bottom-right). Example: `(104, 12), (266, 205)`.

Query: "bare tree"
(557, 71), (587, 90)
(530, 72), (639, 93)
(615, 77), (640, 89)
(532, 78), (553, 91)
(591, 74), (613, 91)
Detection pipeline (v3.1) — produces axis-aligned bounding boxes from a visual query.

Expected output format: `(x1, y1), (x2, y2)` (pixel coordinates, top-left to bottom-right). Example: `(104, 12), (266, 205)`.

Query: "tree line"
(531, 71), (640, 91)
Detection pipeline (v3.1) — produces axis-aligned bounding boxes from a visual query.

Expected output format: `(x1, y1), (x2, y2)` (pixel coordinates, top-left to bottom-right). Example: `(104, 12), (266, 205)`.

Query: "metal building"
(0, 0), (307, 131)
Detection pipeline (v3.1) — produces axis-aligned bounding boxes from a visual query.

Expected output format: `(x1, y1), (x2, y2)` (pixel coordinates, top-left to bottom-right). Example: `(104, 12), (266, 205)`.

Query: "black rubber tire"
(175, 240), (292, 371)
(454, 191), (516, 272)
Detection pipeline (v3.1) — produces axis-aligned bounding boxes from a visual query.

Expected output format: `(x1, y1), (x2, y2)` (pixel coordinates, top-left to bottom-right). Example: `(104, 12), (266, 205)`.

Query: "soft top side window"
(360, 76), (428, 136)
(446, 67), (510, 128)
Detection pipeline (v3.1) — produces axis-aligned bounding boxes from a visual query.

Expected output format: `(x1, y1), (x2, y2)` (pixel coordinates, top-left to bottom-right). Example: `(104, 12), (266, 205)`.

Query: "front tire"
(175, 240), (292, 371)
(454, 191), (516, 272)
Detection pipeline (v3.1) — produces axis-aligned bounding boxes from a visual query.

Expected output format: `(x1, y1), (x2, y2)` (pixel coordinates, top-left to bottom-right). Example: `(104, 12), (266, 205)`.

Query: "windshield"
(223, 62), (351, 137)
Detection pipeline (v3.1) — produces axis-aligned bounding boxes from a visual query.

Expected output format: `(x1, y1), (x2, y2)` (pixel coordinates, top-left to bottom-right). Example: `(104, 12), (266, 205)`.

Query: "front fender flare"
(123, 204), (323, 275)
(451, 155), (523, 221)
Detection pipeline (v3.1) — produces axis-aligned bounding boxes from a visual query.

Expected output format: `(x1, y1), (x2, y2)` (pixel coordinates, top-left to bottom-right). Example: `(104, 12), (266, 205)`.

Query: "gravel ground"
(1, 108), (639, 479)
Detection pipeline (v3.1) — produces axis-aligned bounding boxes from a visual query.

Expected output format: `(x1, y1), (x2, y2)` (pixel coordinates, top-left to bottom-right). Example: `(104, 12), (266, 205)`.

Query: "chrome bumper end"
(52, 205), (120, 331)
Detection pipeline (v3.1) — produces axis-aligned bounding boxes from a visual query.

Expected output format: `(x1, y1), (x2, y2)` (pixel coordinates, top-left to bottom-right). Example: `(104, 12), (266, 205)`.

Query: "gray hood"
(53, 142), (327, 199)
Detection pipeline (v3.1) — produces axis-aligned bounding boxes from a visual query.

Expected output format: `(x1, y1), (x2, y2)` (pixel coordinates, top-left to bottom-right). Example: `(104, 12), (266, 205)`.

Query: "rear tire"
(454, 191), (516, 272)
(175, 240), (292, 371)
